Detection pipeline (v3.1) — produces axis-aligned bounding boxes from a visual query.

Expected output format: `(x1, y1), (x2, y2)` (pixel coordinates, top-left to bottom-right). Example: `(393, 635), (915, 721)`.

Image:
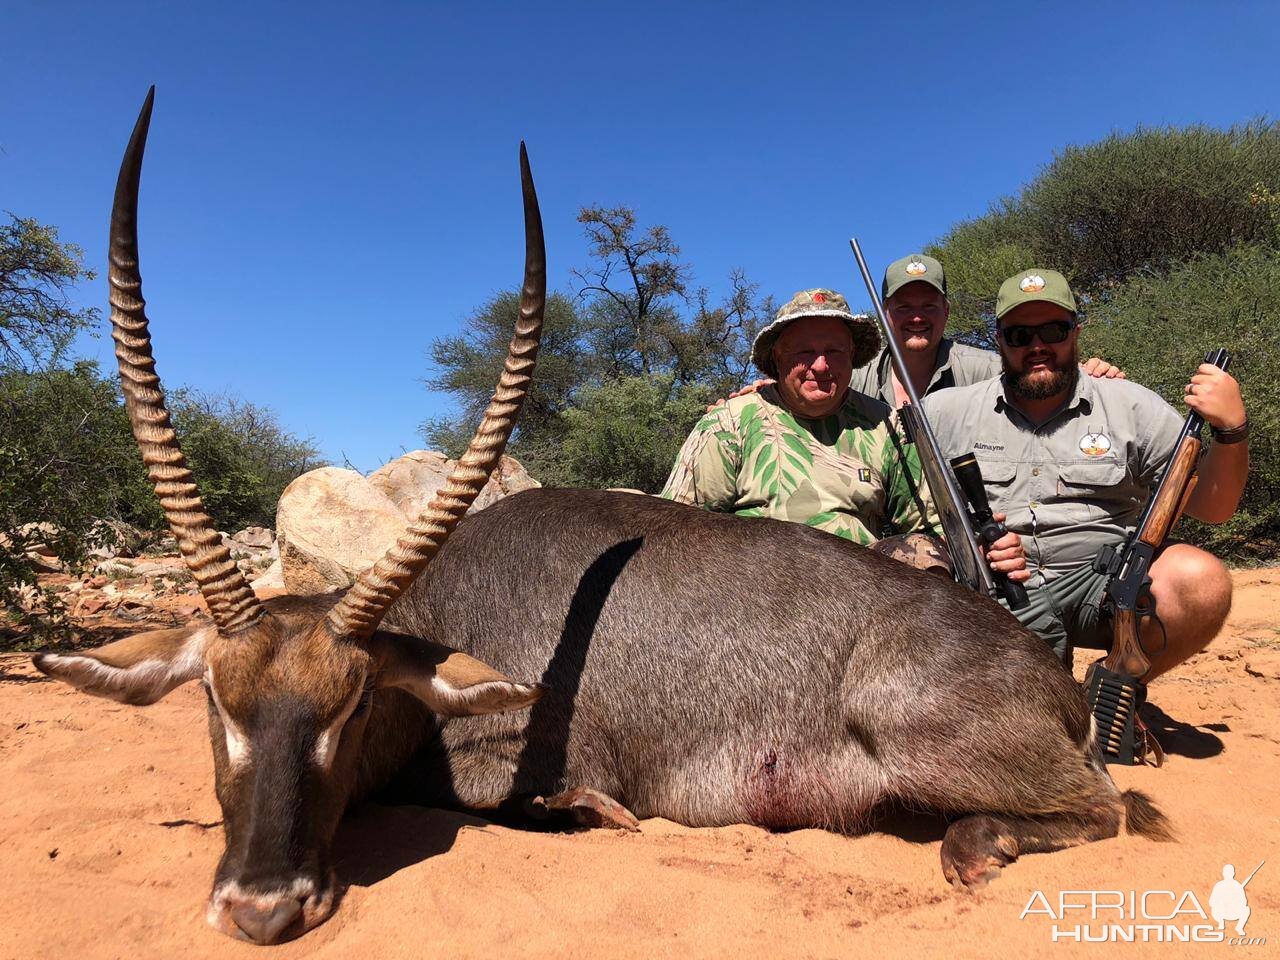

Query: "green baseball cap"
(995, 269), (1078, 320)
(882, 253), (946, 300)
(751, 288), (881, 378)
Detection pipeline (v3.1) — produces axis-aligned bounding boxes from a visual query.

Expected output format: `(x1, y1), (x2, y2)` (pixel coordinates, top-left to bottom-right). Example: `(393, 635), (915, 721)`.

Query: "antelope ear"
(372, 631), (544, 717)
(32, 625), (212, 706)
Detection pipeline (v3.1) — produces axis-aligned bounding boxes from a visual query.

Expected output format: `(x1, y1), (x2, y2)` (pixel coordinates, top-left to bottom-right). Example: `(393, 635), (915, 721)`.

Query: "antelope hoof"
(940, 815), (1017, 889)
(528, 787), (640, 832)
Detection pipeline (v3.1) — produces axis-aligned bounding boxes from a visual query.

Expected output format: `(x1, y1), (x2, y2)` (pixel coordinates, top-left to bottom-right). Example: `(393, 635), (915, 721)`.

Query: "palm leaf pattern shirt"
(659, 386), (938, 545)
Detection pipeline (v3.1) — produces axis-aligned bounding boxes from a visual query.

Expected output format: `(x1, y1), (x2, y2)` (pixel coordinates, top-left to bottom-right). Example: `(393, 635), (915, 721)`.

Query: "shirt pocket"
(1055, 459), (1127, 522)
(971, 457), (1018, 515)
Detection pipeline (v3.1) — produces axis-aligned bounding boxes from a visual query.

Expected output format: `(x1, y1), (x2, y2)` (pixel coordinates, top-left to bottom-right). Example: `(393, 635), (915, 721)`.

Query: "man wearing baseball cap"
(661, 288), (1026, 580)
(921, 269), (1248, 686)
(854, 254), (1123, 408)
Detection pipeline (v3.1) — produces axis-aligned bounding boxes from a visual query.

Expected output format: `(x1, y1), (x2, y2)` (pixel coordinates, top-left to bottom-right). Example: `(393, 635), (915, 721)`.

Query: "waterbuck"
(34, 91), (1170, 946)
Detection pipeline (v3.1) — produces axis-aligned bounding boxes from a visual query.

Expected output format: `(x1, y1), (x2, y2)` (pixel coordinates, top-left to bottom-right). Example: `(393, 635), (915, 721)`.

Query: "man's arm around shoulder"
(659, 400), (745, 509)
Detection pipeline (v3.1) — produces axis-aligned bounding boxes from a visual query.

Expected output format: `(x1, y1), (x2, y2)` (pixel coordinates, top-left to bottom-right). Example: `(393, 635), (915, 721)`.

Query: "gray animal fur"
(374, 487), (1123, 835)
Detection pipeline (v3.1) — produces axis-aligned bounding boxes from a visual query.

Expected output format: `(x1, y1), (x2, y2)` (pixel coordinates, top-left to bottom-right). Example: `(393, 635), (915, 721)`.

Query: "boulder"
(368, 451), (540, 520)
(232, 526), (275, 549)
(88, 519), (152, 560)
(6, 522), (67, 573)
(251, 559), (285, 592)
(25, 545), (66, 574)
(95, 558), (136, 578)
(276, 467), (406, 596)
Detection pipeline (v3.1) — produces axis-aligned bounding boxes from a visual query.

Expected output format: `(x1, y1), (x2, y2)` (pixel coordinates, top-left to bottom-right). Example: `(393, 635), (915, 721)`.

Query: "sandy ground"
(2, 571), (1278, 959)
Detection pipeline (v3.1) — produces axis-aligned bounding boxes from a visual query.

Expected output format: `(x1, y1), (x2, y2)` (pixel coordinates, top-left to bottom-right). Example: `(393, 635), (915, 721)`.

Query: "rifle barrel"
(848, 238), (995, 598)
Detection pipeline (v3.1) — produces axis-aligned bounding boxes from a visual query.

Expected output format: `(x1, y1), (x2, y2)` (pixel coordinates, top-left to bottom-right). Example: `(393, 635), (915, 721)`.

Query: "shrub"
(1080, 244), (1280, 559)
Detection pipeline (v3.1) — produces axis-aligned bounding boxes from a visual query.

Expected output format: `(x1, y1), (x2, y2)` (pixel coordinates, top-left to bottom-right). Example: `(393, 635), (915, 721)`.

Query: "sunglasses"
(999, 319), (1076, 348)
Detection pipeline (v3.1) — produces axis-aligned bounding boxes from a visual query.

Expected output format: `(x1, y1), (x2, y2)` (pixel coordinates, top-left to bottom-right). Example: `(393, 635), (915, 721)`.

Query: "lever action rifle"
(849, 238), (1028, 610)
(1086, 348), (1231, 766)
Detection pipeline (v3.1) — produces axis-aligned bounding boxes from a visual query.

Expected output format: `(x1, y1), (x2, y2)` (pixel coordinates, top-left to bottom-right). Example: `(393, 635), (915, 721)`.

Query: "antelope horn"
(110, 87), (266, 634)
(327, 143), (546, 640)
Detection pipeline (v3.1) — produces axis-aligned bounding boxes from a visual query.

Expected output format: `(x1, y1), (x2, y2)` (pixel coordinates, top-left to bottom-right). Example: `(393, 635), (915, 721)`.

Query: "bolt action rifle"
(849, 239), (1028, 610)
(1087, 348), (1231, 766)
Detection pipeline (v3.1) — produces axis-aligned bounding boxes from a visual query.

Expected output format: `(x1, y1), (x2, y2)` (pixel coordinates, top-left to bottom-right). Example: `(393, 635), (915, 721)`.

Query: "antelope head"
(33, 88), (547, 945)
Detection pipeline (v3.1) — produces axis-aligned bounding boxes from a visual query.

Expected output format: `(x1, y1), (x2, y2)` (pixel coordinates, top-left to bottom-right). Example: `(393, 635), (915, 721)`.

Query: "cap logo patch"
(905, 260), (927, 276)
(812, 292), (826, 303)
(1020, 274), (1046, 293)
(1079, 432), (1112, 457)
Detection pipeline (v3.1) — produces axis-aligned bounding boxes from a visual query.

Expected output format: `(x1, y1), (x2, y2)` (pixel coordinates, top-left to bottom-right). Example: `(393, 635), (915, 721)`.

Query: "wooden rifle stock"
(1107, 432), (1204, 678)
(1087, 348), (1229, 765)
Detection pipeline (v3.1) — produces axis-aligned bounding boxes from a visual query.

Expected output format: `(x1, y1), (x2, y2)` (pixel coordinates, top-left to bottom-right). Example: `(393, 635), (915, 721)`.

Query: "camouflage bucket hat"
(751, 288), (881, 378)
(996, 269), (1078, 320)
(882, 253), (946, 301)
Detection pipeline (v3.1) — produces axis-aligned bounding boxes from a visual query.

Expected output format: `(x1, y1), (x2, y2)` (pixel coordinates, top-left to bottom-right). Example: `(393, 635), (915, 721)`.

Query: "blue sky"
(5, 1), (1279, 472)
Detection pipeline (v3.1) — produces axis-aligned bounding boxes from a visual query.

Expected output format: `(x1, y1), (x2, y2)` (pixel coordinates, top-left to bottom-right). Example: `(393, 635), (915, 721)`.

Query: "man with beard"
(921, 269), (1249, 679)
(852, 253), (1122, 408)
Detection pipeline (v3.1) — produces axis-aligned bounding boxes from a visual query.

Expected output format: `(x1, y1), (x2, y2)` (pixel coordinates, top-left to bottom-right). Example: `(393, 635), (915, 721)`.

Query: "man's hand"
(707, 378), (774, 412)
(985, 512), (1030, 582)
(1082, 357), (1126, 379)
(1185, 363), (1246, 431)
(731, 378), (773, 399)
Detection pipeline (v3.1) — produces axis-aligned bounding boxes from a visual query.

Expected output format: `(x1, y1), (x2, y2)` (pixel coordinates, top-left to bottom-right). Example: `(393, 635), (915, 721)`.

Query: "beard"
(898, 325), (936, 352)
(1005, 356), (1077, 400)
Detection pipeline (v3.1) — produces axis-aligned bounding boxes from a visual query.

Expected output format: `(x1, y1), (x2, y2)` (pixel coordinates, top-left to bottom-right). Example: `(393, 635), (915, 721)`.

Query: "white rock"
(251, 559), (285, 592)
(232, 526), (275, 549)
(368, 450), (540, 520)
(276, 467), (407, 596)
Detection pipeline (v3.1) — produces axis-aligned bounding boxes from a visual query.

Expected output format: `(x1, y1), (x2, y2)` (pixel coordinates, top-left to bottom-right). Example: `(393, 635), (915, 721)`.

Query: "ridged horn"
(109, 87), (267, 634)
(327, 143), (546, 640)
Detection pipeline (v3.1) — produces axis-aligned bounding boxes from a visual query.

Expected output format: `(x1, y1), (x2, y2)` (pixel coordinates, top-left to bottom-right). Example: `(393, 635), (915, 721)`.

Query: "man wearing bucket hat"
(854, 254), (1123, 408)
(921, 268), (1248, 680)
(661, 288), (1027, 579)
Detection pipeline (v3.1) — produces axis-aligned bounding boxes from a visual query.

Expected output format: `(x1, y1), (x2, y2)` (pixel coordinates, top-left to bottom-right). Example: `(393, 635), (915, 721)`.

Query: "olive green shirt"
(850, 338), (1002, 407)
(920, 374), (1185, 584)
(660, 387), (938, 545)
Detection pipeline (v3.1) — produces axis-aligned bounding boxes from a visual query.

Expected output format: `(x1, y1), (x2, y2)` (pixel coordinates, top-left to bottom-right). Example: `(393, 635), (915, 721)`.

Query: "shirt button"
(1032, 468), (1040, 476)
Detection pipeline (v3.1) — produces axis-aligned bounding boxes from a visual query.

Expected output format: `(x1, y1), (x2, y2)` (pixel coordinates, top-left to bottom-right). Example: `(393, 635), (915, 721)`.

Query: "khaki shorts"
(998, 561), (1112, 665)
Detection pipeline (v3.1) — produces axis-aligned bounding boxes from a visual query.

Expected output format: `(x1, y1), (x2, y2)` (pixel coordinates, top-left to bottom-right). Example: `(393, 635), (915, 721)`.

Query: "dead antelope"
(36, 90), (1171, 947)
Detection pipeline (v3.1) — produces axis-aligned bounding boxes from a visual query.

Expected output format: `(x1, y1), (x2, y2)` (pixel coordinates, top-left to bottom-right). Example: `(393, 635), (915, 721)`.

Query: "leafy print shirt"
(659, 386), (937, 545)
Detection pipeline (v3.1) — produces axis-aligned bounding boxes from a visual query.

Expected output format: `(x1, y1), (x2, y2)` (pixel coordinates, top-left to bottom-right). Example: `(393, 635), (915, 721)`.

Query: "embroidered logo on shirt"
(973, 441), (1006, 453)
(905, 260), (928, 276)
(1079, 432), (1112, 456)
(857, 468), (872, 483)
(1020, 274), (1046, 293)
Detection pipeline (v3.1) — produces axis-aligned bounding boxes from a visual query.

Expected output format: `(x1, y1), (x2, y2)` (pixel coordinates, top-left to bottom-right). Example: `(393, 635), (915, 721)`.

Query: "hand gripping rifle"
(1086, 348), (1231, 766)
(849, 239), (1028, 610)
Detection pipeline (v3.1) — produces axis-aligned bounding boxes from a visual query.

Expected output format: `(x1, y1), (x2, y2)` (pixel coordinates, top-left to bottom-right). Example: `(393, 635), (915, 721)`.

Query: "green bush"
(930, 120), (1280, 343)
(0, 361), (158, 641)
(0, 363), (323, 645)
(1080, 244), (1280, 559)
(555, 377), (714, 492)
(169, 391), (323, 533)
